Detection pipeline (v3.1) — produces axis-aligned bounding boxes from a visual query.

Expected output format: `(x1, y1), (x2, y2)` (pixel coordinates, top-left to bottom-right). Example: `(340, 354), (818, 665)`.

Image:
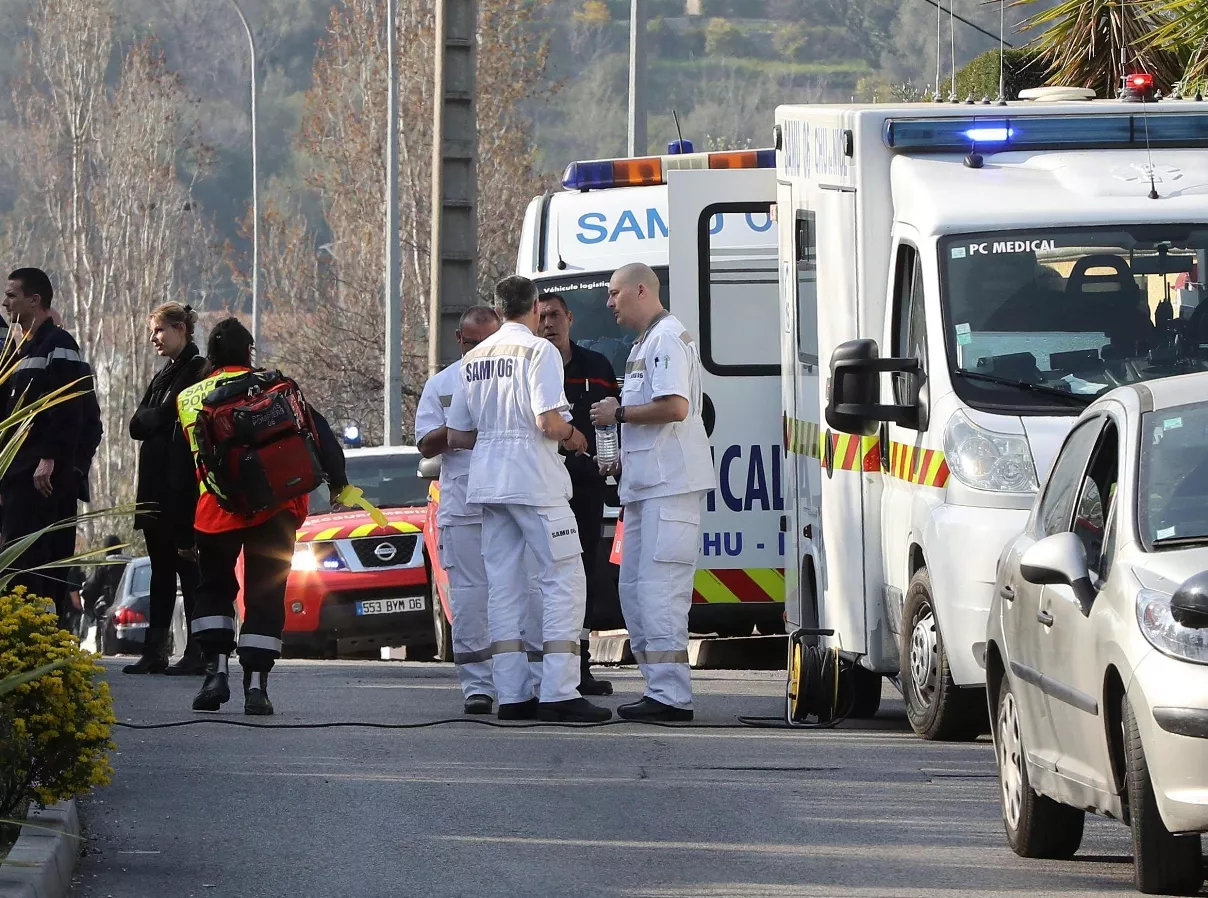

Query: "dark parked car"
(100, 556), (187, 656)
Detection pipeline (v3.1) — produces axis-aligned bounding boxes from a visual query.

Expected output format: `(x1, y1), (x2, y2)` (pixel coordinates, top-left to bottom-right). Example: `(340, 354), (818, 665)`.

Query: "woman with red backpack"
(176, 318), (352, 716)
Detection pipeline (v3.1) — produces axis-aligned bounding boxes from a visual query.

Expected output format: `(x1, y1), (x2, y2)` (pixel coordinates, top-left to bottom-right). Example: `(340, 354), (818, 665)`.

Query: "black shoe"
(242, 670), (274, 716)
(122, 653), (169, 675)
(464, 694), (494, 715)
(537, 698), (612, 723)
(192, 672), (231, 712)
(497, 698), (539, 721)
(579, 639), (614, 695)
(579, 673), (614, 696)
(164, 653), (207, 677)
(244, 689), (274, 716)
(123, 628), (169, 674)
(617, 697), (693, 722)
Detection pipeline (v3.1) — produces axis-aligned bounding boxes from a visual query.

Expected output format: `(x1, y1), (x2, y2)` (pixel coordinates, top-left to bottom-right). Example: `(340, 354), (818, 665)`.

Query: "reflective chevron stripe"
(692, 567), (784, 604)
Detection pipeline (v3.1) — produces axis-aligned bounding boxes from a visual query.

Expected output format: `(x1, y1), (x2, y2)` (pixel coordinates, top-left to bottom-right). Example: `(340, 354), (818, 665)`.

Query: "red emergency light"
(1121, 72), (1157, 102)
(1128, 73), (1154, 91)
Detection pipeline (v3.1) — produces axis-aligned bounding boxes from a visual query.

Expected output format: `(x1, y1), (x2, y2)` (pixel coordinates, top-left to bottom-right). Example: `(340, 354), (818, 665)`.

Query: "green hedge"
(954, 48), (1049, 101)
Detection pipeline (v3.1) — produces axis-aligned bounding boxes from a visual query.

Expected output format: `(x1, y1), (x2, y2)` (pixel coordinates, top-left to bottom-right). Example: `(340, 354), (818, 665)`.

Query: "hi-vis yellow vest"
(176, 368), (244, 499)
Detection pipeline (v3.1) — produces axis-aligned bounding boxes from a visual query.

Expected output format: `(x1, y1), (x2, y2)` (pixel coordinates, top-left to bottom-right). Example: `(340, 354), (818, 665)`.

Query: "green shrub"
(0, 588), (115, 819)
(955, 48), (1048, 102)
(704, 17), (750, 56)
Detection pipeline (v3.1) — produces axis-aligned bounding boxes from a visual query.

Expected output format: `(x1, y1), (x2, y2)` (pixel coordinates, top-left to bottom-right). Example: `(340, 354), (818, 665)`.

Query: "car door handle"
(999, 584), (1015, 602)
(1036, 609), (1054, 627)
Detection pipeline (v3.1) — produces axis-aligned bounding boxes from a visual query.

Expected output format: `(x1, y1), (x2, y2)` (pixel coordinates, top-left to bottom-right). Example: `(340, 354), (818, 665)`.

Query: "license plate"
(356, 597), (425, 616)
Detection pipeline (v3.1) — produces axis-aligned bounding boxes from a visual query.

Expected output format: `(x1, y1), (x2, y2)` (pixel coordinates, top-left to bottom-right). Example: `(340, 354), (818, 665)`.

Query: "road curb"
(0, 800), (80, 898)
(590, 634), (787, 670)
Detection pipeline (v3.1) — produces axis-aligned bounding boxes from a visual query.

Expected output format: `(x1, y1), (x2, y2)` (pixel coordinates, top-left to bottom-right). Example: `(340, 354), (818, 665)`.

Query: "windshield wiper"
(957, 370), (1094, 406)
(1152, 535), (1208, 549)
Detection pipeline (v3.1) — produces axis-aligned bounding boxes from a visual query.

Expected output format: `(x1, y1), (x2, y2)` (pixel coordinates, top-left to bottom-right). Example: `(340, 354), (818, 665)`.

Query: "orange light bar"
(612, 157), (663, 187)
(708, 150), (763, 169)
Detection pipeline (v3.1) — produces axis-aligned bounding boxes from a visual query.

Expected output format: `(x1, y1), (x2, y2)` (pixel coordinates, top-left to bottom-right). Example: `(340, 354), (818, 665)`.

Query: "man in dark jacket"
(1, 268), (86, 625)
(539, 292), (620, 695)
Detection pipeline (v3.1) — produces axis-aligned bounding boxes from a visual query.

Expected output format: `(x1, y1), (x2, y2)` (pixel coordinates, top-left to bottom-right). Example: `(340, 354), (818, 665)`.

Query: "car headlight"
(291, 545), (318, 571)
(942, 410), (1038, 493)
(1137, 588), (1208, 664)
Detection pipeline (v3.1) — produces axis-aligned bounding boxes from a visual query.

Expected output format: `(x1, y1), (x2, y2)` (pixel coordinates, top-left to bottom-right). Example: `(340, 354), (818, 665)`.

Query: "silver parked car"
(986, 371), (1208, 895)
(100, 556), (187, 657)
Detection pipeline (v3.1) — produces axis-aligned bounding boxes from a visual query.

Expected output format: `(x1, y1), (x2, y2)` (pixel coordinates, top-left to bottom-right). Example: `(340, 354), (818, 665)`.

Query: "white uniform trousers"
(438, 522), (494, 700)
(481, 502), (586, 704)
(617, 491), (705, 709)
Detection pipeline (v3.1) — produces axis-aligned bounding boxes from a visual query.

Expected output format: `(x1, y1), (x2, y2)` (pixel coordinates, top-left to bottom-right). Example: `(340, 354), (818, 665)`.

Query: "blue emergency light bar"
(883, 112), (1208, 152)
(562, 148), (776, 191)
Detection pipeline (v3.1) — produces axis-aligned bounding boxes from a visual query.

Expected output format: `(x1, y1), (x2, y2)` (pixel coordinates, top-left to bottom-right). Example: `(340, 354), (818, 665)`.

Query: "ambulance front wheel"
(900, 568), (985, 742)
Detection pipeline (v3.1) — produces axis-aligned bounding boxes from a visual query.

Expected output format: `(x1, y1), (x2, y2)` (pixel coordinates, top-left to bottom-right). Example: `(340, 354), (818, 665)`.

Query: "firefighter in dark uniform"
(0, 269), (87, 626)
(538, 292), (618, 695)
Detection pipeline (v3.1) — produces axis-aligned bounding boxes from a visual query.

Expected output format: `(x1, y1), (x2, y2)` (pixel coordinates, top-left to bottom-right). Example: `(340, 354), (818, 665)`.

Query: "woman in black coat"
(124, 302), (207, 675)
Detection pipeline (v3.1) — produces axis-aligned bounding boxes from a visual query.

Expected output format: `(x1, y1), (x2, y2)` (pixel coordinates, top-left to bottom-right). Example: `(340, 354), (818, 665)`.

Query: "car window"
(128, 563), (151, 597)
(308, 452), (427, 514)
(1037, 418), (1105, 537)
(1072, 422), (1119, 581)
(1139, 401), (1208, 548)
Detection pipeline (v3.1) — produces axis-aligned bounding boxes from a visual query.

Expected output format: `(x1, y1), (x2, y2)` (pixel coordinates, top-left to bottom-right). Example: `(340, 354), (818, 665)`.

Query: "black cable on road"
(114, 715), (797, 732)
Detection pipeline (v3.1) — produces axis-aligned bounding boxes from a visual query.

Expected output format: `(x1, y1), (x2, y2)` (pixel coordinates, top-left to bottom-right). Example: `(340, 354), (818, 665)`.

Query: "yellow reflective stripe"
(314, 527), (342, 541)
(745, 567), (785, 599)
(350, 523), (377, 538)
(923, 451), (945, 486)
(391, 522), (421, 533)
(692, 569), (741, 604)
(429, 482), (440, 501)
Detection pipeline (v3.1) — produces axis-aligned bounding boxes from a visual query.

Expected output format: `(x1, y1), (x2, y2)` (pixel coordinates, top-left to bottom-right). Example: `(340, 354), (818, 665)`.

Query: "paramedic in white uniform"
(415, 305), (501, 716)
(447, 275), (612, 723)
(590, 262), (714, 722)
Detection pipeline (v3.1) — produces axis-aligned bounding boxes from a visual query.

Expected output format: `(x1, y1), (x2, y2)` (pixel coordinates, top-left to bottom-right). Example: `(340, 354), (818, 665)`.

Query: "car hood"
(296, 507), (425, 544)
(1132, 547), (1208, 594)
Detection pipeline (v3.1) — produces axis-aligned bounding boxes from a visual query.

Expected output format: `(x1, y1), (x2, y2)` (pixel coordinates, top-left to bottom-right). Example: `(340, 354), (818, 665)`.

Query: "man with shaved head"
(415, 304), (502, 715)
(590, 263), (714, 721)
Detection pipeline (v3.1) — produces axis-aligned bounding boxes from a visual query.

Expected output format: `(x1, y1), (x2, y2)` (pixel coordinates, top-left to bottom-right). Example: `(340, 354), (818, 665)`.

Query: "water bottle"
(595, 424), (620, 467)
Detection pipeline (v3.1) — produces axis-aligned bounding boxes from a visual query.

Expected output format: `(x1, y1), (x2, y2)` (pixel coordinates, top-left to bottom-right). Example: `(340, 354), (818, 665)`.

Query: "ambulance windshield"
(941, 227), (1208, 411)
(532, 266), (670, 380)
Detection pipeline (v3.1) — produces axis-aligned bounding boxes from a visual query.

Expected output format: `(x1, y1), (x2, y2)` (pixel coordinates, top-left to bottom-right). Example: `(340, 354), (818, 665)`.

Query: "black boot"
(123, 628), (169, 675)
(243, 669), (274, 716)
(164, 641), (206, 677)
(537, 697), (613, 723)
(578, 639), (613, 696)
(617, 696), (693, 722)
(192, 655), (231, 712)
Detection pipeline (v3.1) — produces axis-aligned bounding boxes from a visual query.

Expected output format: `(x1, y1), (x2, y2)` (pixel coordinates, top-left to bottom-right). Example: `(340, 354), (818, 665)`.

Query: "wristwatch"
(614, 405), (626, 424)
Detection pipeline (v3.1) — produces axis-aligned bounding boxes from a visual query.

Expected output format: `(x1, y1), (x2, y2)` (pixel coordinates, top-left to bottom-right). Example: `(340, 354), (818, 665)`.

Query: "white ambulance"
(667, 85), (1208, 738)
(515, 144), (786, 636)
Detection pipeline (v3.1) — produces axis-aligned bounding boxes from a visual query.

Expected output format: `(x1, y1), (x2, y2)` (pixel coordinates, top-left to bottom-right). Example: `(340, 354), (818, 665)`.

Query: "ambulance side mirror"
(418, 456), (442, 480)
(825, 339), (924, 436)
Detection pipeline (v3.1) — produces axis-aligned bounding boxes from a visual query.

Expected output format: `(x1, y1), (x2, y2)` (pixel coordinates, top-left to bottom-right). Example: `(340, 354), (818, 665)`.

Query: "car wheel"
(847, 666), (882, 719)
(1123, 696), (1204, 895)
(900, 568), (985, 741)
(996, 676), (1084, 859)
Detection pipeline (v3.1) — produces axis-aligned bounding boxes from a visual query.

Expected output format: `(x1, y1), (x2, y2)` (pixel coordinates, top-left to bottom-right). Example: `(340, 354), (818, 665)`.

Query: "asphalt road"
(72, 658), (1146, 898)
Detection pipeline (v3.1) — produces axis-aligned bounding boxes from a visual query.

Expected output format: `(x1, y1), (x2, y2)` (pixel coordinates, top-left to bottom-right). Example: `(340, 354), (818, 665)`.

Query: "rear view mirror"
(1020, 532), (1095, 613)
(825, 338), (926, 436)
(417, 456), (442, 480)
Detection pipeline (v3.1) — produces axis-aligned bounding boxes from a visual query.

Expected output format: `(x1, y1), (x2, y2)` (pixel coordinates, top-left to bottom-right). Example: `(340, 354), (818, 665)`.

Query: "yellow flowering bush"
(0, 588), (115, 819)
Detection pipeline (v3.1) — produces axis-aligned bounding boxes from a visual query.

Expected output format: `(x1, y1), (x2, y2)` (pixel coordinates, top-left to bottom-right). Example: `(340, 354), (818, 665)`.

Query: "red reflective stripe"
(841, 436), (860, 471)
(711, 568), (774, 602)
(691, 589), (708, 604)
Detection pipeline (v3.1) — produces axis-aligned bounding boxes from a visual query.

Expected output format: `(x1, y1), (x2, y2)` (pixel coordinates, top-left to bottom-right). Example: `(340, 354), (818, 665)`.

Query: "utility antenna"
(673, 108), (685, 148)
(935, 0), (942, 101)
(948, 1), (957, 101)
(1140, 94), (1159, 199)
(996, 0), (1006, 104)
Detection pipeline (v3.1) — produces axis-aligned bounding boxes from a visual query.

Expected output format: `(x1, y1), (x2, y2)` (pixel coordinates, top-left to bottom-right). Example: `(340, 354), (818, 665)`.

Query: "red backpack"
(194, 370), (325, 517)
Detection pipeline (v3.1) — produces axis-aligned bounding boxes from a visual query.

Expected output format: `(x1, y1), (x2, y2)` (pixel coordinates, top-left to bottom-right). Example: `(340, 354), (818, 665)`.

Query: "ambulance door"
(777, 184), (822, 630)
(666, 168), (784, 617)
(814, 185), (869, 659)
(880, 233), (928, 652)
